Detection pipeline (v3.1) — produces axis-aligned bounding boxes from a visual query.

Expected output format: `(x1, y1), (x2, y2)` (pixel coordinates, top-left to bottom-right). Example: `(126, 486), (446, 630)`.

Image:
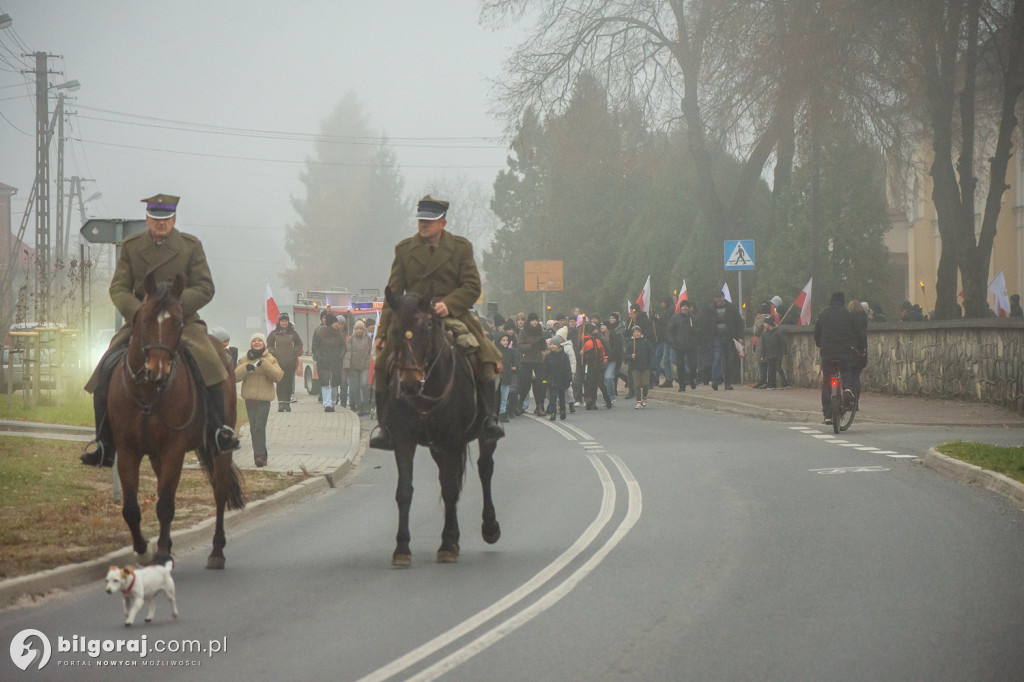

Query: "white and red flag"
(988, 271), (1011, 317)
(675, 280), (688, 313)
(265, 281), (280, 335)
(794, 277), (813, 325)
(635, 275), (651, 313)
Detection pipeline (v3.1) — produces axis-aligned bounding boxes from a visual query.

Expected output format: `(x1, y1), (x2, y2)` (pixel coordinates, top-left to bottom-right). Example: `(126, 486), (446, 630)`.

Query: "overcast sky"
(0, 0), (523, 338)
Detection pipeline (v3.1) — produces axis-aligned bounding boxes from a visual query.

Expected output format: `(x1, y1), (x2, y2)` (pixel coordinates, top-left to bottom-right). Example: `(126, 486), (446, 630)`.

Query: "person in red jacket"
(580, 324), (613, 410)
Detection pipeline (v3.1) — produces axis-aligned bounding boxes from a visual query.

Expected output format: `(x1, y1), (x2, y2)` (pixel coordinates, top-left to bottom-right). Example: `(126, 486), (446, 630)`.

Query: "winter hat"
(555, 326), (569, 342)
(354, 320), (366, 332)
(325, 314), (339, 325)
(771, 295), (783, 308)
(527, 312), (540, 323)
(209, 326), (230, 344)
(861, 302), (870, 313)
(250, 332), (266, 346)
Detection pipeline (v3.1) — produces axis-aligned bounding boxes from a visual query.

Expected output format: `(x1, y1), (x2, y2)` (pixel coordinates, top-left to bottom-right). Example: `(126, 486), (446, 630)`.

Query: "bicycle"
(824, 359), (857, 434)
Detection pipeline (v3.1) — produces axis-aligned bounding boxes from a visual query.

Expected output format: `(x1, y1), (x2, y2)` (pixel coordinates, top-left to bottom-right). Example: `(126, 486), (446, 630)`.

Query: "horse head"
(385, 283), (439, 396)
(134, 273), (186, 384)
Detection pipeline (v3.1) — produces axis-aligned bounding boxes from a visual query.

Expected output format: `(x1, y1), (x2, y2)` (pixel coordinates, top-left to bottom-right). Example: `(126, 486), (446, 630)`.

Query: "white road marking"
(810, 466), (890, 474)
(358, 417), (635, 682)
(409, 454), (642, 681)
(796, 427), (907, 459)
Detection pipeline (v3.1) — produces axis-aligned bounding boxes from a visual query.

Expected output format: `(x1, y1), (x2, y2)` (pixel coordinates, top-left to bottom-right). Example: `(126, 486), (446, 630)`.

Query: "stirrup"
(214, 426), (241, 453)
(368, 424), (395, 451)
(81, 439), (115, 468)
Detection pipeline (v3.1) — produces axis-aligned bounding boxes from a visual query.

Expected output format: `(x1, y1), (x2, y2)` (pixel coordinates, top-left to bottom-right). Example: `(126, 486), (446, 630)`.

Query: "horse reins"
(120, 315), (199, 434)
(394, 321), (472, 425)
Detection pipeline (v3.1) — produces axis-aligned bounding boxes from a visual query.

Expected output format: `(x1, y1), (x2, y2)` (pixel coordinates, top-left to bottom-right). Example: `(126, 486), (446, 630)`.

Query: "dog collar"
(121, 574), (136, 594)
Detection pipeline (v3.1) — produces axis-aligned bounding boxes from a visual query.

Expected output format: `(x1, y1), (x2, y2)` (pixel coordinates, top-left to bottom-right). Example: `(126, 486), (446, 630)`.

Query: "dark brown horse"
(108, 272), (244, 569)
(381, 286), (501, 566)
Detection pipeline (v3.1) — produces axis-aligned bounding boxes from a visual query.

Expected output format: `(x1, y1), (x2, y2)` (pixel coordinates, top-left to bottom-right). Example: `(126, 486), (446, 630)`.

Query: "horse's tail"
(195, 448), (247, 511)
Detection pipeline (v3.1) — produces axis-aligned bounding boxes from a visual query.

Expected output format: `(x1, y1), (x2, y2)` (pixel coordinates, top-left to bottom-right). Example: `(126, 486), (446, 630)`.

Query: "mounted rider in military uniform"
(81, 193), (240, 467)
(369, 195), (505, 450)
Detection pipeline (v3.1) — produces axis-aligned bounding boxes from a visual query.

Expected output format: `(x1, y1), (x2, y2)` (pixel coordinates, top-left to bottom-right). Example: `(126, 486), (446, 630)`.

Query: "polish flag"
(988, 271), (1011, 317)
(635, 275), (651, 313)
(721, 282), (732, 303)
(675, 281), (688, 313)
(794, 277), (813, 325)
(265, 281), (280, 335)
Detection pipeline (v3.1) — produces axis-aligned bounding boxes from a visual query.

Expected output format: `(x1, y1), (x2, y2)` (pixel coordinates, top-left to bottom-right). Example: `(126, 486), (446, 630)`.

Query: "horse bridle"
(394, 319), (461, 416)
(120, 309), (197, 429)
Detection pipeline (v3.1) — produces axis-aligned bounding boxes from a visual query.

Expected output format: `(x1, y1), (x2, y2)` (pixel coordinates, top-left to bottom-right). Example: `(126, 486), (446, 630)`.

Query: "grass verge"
(0, 436), (291, 580)
(0, 391), (94, 426)
(936, 442), (1024, 485)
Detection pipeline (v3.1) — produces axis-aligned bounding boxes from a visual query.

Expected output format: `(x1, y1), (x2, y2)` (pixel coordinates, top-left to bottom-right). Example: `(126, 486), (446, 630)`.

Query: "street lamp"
(51, 79), (80, 92)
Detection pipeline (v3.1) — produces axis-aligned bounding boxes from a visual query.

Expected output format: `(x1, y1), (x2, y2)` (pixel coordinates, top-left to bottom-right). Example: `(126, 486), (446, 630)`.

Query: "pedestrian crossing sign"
(724, 240), (755, 270)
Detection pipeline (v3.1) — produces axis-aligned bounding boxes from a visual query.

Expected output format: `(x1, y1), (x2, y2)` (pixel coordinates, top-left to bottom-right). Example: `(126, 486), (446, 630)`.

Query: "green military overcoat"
(85, 227), (227, 391)
(376, 230), (501, 370)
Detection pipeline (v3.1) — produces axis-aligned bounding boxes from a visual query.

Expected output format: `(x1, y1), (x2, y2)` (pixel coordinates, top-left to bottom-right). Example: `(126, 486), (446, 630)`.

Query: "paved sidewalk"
(645, 382), (1024, 428)
(234, 393), (362, 477)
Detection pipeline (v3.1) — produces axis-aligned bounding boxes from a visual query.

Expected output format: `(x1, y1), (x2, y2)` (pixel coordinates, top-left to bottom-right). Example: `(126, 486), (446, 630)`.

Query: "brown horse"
(381, 285), (501, 566)
(108, 272), (244, 569)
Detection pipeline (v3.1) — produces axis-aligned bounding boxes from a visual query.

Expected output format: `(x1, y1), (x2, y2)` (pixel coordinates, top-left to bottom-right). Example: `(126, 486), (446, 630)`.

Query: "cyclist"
(813, 291), (858, 424)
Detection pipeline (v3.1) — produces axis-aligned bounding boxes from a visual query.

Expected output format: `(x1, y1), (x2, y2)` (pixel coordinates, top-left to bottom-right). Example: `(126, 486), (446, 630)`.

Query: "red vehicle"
(290, 289), (383, 394)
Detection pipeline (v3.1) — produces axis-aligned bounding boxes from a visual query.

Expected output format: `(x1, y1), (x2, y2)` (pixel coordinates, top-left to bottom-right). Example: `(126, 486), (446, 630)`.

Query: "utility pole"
(55, 94), (65, 261)
(33, 51), (51, 321)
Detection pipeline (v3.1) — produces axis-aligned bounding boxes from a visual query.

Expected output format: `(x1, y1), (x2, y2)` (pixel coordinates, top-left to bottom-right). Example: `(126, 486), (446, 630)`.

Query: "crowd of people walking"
(482, 289), (775, 420)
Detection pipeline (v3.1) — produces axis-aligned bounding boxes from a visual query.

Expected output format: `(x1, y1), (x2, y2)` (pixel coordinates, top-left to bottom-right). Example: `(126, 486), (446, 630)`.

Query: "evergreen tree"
(284, 93), (406, 292)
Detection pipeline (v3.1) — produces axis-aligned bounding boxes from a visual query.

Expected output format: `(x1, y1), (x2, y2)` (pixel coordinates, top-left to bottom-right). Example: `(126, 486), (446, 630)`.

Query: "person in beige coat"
(235, 333), (284, 467)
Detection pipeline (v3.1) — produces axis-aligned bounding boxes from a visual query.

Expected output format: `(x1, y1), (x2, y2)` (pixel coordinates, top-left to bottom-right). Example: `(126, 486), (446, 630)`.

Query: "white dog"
(104, 561), (178, 626)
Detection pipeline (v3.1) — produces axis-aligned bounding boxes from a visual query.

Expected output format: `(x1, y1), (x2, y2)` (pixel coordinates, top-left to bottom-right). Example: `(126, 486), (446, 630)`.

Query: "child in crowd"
(498, 334), (520, 422)
(541, 339), (572, 421)
(626, 325), (653, 408)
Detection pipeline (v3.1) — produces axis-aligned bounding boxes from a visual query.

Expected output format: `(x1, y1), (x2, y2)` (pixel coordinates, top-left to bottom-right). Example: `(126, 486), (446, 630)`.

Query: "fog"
(0, 0), (520, 343)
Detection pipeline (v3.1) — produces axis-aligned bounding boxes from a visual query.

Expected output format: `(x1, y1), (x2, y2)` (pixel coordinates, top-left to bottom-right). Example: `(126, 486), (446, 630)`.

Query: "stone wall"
(744, 319), (1024, 412)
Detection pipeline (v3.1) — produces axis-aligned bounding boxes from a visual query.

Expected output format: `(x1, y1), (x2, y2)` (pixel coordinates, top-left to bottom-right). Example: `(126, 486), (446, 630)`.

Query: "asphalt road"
(2, 402), (1023, 681)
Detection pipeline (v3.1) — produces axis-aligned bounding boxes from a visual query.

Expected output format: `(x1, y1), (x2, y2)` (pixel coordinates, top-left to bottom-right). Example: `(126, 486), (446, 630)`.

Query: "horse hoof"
(436, 546), (460, 563)
(392, 554), (412, 568)
(482, 523), (501, 545)
(205, 555), (225, 570)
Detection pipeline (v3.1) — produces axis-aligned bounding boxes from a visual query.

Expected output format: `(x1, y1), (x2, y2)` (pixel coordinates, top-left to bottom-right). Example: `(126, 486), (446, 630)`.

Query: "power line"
(71, 136), (506, 169)
(73, 104), (504, 145)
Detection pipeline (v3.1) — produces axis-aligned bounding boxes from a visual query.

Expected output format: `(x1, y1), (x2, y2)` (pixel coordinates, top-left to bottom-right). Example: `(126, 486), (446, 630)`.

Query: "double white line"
(358, 420), (642, 682)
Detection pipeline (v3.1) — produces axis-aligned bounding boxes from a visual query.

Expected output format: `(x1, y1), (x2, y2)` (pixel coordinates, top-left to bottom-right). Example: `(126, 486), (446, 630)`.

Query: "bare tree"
(483, 0), (907, 286)
(908, 0), (1024, 318)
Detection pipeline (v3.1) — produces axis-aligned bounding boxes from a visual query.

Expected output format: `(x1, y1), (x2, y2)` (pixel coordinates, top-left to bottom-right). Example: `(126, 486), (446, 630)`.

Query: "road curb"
(0, 435), (361, 611)
(923, 449), (1024, 509)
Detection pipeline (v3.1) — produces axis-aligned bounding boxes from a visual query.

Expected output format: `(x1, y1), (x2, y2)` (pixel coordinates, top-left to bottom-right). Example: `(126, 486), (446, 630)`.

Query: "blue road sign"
(724, 240), (754, 270)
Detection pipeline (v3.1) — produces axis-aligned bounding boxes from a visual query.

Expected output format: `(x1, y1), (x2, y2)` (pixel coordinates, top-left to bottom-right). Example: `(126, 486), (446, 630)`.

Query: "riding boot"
(369, 373), (395, 450)
(469, 353), (504, 442)
(206, 385), (240, 453)
(81, 388), (116, 467)
(81, 345), (124, 468)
